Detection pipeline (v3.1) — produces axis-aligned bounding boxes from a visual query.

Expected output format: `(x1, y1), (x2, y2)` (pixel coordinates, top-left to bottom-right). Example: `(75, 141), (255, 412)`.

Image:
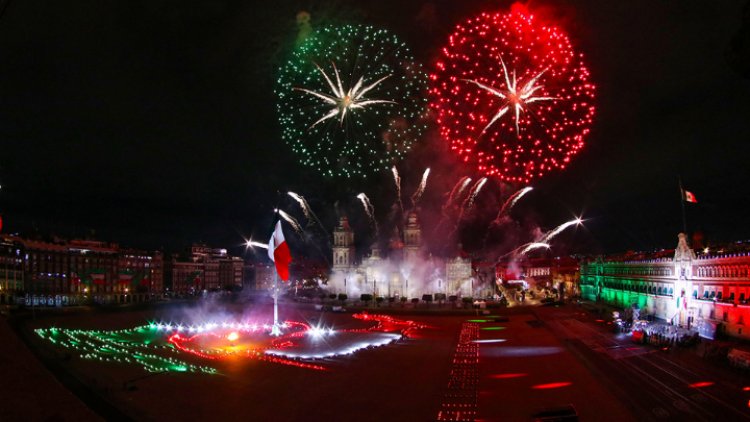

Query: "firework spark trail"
(247, 241), (268, 249)
(448, 176), (472, 204)
(494, 242), (548, 261)
(540, 218), (583, 243)
(466, 177), (488, 210)
(483, 186), (532, 249)
(287, 191), (327, 234)
(275, 208), (303, 234)
(287, 192), (310, 220)
(454, 177), (488, 231)
(392, 166), (403, 213)
(356, 193), (379, 233)
(439, 177), (473, 236)
(519, 242), (550, 255)
(410, 168), (431, 207)
(497, 186), (533, 219)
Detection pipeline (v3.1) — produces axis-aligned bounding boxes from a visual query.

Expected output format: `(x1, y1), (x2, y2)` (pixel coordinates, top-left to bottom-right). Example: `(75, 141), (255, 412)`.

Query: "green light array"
(35, 325), (217, 374)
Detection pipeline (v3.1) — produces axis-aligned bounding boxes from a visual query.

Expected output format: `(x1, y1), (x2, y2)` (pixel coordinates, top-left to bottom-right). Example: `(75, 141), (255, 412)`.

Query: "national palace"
(581, 233), (750, 339)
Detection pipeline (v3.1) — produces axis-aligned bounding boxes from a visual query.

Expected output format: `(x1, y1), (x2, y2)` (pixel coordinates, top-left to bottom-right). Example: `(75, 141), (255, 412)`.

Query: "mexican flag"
(682, 189), (698, 203)
(268, 220), (292, 281)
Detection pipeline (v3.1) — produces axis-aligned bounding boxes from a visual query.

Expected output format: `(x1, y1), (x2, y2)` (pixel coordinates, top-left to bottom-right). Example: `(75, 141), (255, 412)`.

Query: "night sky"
(0, 0), (749, 259)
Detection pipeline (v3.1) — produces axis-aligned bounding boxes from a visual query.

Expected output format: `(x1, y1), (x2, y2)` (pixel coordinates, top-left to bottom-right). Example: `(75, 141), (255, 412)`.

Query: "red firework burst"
(430, 9), (596, 182)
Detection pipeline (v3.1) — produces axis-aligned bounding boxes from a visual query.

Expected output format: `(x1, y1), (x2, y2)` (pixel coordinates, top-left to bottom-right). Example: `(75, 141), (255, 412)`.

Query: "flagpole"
(678, 176), (687, 234)
(271, 268), (281, 336)
(270, 191), (283, 337)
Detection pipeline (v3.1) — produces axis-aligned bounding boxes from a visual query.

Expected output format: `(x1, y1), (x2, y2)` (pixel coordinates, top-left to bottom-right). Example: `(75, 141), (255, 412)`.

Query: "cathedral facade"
(328, 213), (474, 299)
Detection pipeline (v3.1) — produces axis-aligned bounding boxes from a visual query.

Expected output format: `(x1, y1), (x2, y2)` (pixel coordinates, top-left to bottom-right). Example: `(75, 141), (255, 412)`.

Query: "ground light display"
(430, 8), (596, 182)
(35, 313), (427, 373)
(276, 24), (428, 178)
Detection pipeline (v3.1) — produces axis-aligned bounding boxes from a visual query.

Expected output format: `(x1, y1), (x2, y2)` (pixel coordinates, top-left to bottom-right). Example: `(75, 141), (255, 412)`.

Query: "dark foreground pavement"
(8, 301), (750, 421)
(0, 317), (100, 421)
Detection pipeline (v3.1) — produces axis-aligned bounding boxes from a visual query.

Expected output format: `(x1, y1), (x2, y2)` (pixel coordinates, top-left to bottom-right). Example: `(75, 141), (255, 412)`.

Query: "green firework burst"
(276, 24), (428, 178)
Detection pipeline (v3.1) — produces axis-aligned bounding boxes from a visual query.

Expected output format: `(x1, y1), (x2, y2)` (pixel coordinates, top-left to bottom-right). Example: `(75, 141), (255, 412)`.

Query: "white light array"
(266, 333), (402, 360)
(149, 321), (289, 333)
(307, 326), (335, 338)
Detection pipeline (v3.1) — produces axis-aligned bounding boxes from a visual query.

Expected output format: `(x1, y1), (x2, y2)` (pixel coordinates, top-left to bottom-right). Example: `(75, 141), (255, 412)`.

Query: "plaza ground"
(4, 300), (750, 421)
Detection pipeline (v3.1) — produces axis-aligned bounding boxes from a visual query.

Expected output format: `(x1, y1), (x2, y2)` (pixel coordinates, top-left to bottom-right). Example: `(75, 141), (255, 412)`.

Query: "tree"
(462, 297), (474, 308)
(360, 294), (373, 307)
(388, 296), (396, 307)
(375, 296), (385, 307)
(449, 295), (458, 308)
(422, 294), (433, 308)
(400, 296), (408, 307)
(337, 293), (347, 305)
(329, 293), (337, 301)
(411, 298), (419, 307)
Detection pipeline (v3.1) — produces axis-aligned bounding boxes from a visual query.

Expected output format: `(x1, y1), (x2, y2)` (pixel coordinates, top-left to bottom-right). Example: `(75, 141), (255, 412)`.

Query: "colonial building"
(326, 213), (476, 299)
(0, 234), (163, 306)
(0, 236), (24, 304)
(166, 244), (245, 294)
(581, 233), (750, 339)
(254, 263), (276, 291)
(496, 256), (580, 296)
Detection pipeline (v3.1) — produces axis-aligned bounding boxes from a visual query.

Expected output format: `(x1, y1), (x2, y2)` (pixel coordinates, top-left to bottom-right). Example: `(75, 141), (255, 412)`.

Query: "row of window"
(602, 281), (673, 296)
(695, 265), (750, 279)
(598, 266), (673, 277)
(693, 288), (750, 304)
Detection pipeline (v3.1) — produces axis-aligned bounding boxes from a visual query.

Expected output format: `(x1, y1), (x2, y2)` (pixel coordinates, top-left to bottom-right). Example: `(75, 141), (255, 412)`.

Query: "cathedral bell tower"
(332, 216), (355, 271)
(404, 212), (422, 262)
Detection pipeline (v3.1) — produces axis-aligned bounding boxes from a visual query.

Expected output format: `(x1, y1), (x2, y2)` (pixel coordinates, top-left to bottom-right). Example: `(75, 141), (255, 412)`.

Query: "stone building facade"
(0, 234), (163, 306)
(326, 213), (476, 299)
(581, 233), (750, 339)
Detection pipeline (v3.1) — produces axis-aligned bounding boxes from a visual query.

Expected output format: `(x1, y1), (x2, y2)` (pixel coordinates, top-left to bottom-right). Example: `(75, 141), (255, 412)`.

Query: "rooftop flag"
(682, 189), (698, 203)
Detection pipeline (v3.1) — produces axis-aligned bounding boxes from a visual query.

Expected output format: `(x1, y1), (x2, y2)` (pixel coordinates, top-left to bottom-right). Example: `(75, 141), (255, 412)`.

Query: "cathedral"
(328, 213), (474, 299)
